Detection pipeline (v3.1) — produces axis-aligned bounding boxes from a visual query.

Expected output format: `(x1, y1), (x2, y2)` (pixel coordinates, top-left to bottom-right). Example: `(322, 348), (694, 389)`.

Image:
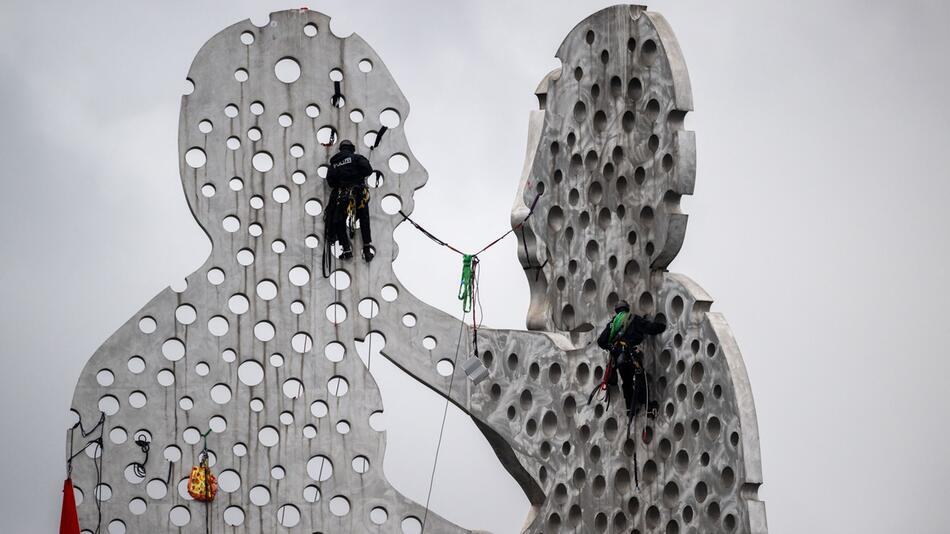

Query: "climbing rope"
(322, 185), (372, 278)
(632, 414), (640, 490)
(397, 190), (543, 259)
(397, 190), (543, 352)
(411, 192), (546, 533)
(519, 225), (549, 281)
(587, 357), (614, 408)
(421, 317), (468, 533)
(458, 255), (477, 313)
(66, 412), (106, 534)
(322, 206), (336, 278)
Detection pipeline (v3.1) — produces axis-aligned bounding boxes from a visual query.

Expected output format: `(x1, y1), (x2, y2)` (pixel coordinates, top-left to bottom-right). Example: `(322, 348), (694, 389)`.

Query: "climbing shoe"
(340, 249), (354, 260)
(362, 245), (375, 262)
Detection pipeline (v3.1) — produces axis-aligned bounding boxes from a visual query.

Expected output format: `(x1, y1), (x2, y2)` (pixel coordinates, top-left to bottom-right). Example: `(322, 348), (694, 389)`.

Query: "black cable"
(633, 416), (640, 490)
(396, 210), (464, 254)
(331, 80), (343, 108)
(519, 225), (549, 281)
(67, 412), (106, 534)
(322, 206), (335, 278)
(92, 437), (103, 534)
(131, 432), (150, 479)
(371, 125), (388, 150)
(397, 191), (545, 260)
(163, 458), (173, 486)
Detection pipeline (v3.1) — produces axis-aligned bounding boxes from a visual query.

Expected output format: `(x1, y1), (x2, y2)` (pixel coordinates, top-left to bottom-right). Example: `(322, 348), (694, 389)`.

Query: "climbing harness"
(589, 310), (659, 492)
(322, 186), (368, 277)
(346, 187), (370, 239)
(64, 412), (106, 534)
(587, 311), (630, 407)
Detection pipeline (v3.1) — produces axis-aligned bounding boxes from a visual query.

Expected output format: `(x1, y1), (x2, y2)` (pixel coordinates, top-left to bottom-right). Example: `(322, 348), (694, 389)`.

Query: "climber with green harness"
(590, 300), (666, 421)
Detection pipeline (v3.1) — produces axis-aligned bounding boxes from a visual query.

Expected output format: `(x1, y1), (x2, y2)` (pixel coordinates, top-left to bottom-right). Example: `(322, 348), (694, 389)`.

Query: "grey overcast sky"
(1, 0), (949, 532)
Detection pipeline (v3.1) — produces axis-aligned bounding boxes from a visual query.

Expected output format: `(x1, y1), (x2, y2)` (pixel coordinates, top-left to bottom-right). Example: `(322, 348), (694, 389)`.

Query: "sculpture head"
(178, 10), (426, 268)
(68, 11), (476, 534)
(514, 5), (696, 332)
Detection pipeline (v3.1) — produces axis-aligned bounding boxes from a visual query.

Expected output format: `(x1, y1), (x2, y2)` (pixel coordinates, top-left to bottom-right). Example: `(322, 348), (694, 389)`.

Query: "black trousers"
(614, 351), (647, 417)
(327, 189), (371, 252)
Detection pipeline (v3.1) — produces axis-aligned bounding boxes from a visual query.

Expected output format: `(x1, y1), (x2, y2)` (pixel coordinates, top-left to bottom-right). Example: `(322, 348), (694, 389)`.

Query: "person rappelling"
(590, 300), (666, 425)
(325, 139), (375, 262)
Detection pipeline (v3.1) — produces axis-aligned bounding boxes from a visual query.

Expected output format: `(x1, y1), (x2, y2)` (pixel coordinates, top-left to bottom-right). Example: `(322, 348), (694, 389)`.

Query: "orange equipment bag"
(187, 451), (217, 502)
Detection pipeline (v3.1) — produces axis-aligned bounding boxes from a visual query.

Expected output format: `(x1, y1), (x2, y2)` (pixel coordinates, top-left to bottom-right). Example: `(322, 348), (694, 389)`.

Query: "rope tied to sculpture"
(66, 412), (106, 534)
(397, 189), (544, 356)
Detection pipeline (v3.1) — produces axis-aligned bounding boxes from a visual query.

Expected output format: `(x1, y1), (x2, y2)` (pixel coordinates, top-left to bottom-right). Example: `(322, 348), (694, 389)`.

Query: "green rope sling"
(609, 310), (629, 344)
(458, 255), (476, 312)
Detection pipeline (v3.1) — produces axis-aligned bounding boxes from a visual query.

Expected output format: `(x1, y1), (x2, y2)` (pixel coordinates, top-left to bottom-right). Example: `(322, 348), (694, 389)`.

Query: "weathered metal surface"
(68, 9), (470, 533)
(68, 5), (767, 534)
(508, 5), (768, 532)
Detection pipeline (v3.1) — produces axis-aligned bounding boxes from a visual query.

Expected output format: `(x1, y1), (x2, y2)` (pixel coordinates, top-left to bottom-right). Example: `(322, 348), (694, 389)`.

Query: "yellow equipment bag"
(187, 452), (217, 502)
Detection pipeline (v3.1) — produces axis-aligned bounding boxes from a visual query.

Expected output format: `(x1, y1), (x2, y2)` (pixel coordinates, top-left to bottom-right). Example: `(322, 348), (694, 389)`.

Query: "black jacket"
(327, 149), (373, 189)
(597, 313), (667, 351)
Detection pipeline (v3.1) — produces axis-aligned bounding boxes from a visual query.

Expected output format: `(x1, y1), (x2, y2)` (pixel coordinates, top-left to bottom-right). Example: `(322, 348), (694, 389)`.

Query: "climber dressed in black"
(325, 140), (375, 262)
(593, 300), (667, 420)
